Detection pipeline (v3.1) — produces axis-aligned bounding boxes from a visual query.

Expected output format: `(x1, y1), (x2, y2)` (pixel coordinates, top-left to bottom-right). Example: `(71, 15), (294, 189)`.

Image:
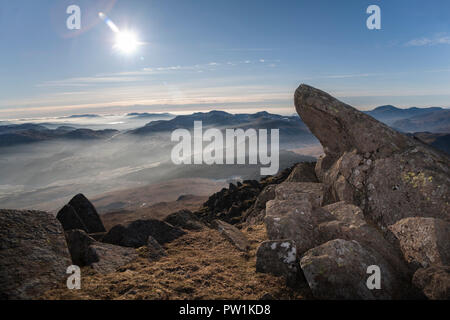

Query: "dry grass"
(42, 224), (310, 300)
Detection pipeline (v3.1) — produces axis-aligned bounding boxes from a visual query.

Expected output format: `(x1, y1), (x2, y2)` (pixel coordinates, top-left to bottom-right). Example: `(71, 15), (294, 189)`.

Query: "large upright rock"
(294, 84), (449, 228)
(64, 229), (138, 274)
(0, 209), (71, 299)
(57, 194), (105, 234)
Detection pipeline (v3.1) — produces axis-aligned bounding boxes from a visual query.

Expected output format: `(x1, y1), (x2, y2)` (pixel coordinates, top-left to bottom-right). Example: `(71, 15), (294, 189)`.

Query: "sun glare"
(114, 31), (139, 54)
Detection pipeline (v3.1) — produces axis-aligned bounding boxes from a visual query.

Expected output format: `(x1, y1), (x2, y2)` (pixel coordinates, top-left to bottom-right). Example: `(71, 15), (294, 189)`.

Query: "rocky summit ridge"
(1, 84), (449, 300)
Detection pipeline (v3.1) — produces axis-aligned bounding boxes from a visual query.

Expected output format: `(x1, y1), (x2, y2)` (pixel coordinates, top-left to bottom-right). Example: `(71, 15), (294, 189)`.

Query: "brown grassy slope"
(101, 195), (207, 231)
(92, 178), (227, 214)
(41, 224), (311, 300)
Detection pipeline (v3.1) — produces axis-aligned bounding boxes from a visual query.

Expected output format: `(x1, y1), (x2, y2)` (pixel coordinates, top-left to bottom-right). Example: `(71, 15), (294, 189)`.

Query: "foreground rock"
(0, 209), (71, 299)
(389, 217), (450, 268)
(164, 210), (204, 230)
(57, 194), (106, 233)
(300, 239), (399, 299)
(413, 265), (450, 300)
(213, 220), (250, 252)
(256, 240), (298, 286)
(294, 84), (449, 228)
(264, 199), (332, 254)
(65, 229), (138, 274)
(102, 219), (185, 248)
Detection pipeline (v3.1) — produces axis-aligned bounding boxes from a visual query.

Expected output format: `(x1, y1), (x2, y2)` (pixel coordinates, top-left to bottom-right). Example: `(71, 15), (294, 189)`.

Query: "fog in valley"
(0, 113), (319, 213)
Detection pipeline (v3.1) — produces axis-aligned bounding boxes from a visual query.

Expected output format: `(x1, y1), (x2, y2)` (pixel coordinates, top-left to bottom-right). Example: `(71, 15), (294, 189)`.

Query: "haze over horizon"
(1, 0), (450, 119)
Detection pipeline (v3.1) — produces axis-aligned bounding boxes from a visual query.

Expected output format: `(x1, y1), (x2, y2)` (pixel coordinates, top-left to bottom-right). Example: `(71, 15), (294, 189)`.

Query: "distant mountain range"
(128, 110), (317, 147)
(0, 124), (118, 147)
(364, 105), (449, 132)
(1, 107), (449, 151)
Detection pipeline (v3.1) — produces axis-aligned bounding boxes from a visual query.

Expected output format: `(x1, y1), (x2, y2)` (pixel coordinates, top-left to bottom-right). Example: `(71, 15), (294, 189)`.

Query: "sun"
(114, 31), (139, 54)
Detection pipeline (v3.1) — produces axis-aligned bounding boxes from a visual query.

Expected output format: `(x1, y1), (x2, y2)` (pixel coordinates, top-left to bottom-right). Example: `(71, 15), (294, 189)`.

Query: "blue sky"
(0, 0), (449, 119)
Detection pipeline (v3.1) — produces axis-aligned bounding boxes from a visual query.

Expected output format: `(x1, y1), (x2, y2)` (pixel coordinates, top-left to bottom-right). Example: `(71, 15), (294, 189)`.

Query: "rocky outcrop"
(196, 165), (297, 225)
(294, 84), (449, 228)
(0, 209), (71, 299)
(389, 217), (450, 268)
(300, 239), (400, 299)
(57, 194), (105, 234)
(213, 220), (250, 252)
(412, 265), (450, 300)
(65, 229), (138, 274)
(242, 185), (276, 225)
(164, 210), (205, 230)
(198, 181), (263, 224)
(256, 240), (298, 286)
(102, 219), (185, 248)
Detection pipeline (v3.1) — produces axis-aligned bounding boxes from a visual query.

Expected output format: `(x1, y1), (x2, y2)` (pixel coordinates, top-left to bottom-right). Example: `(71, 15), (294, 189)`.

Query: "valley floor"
(41, 224), (310, 300)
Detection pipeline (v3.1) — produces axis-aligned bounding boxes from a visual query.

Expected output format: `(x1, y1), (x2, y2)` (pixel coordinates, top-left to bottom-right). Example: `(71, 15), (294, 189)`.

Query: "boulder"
(57, 193), (105, 233)
(389, 217), (450, 268)
(317, 221), (412, 281)
(64, 229), (138, 274)
(256, 240), (298, 286)
(274, 182), (325, 207)
(164, 209), (204, 230)
(294, 84), (450, 229)
(213, 220), (250, 252)
(0, 209), (71, 299)
(412, 265), (450, 300)
(147, 236), (167, 261)
(284, 162), (319, 183)
(300, 239), (399, 299)
(264, 199), (317, 254)
(102, 219), (185, 248)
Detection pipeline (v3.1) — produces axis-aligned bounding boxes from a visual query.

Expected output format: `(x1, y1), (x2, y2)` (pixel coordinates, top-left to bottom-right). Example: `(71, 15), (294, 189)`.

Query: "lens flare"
(114, 31), (139, 54)
(99, 12), (141, 54)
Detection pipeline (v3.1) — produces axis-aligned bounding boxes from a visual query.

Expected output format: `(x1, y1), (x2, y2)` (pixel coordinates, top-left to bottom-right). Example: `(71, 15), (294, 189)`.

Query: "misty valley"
(0, 111), (319, 213)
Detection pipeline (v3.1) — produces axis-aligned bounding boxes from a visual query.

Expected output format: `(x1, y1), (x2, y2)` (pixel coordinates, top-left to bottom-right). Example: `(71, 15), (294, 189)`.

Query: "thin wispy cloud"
(34, 59), (278, 88)
(406, 34), (450, 46)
